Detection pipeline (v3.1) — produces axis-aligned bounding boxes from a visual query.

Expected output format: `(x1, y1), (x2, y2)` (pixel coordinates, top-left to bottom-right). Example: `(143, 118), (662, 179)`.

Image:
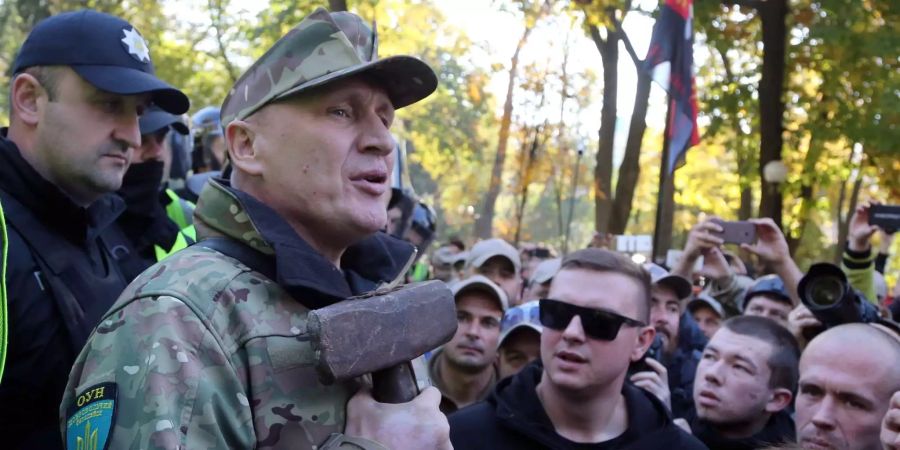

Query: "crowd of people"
(0, 6), (898, 450)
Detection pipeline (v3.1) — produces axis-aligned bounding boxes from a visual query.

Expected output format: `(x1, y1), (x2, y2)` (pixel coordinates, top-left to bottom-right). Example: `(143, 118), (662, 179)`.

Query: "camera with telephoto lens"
(628, 334), (663, 376)
(798, 263), (880, 329)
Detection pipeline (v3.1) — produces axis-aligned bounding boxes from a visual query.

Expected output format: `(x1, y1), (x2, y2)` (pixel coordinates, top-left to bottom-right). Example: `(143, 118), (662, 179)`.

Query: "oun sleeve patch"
(66, 382), (117, 450)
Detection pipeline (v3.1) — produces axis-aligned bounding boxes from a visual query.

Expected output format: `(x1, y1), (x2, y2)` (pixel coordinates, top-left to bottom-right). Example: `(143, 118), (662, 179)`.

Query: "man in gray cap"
(642, 263), (707, 419)
(61, 7), (447, 450)
(0, 9), (187, 449)
(466, 238), (523, 306)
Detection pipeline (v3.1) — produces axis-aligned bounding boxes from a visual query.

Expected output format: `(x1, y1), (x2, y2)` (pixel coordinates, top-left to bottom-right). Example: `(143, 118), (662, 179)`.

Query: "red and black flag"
(645, 0), (700, 174)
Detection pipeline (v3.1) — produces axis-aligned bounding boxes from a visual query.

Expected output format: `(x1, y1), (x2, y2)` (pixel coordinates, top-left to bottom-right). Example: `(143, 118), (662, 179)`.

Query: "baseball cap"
(530, 258), (562, 286)
(452, 275), (509, 312)
(13, 10), (189, 115)
(688, 294), (725, 318)
(220, 7), (438, 125)
(466, 238), (522, 275)
(743, 274), (791, 310)
(498, 301), (542, 348)
(643, 263), (692, 300)
(139, 105), (189, 136)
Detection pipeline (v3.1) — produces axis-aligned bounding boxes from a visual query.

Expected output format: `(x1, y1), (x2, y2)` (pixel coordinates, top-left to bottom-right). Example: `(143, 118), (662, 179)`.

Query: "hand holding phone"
(869, 204), (900, 234)
(710, 219), (757, 245)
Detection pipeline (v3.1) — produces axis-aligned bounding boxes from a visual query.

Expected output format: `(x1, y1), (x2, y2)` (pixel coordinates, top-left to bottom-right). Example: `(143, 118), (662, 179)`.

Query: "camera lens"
(804, 276), (845, 307)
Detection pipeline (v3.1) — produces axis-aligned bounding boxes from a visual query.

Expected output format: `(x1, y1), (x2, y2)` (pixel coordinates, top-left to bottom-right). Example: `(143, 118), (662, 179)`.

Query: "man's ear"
(226, 120), (263, 176)
(11, 73), (45, 126)
(631, 326), (656, 362)
(764, 388), (793, 414)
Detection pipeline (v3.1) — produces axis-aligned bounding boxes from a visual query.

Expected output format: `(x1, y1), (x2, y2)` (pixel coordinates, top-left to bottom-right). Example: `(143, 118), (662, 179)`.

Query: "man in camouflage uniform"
(60, 8), (448, 450)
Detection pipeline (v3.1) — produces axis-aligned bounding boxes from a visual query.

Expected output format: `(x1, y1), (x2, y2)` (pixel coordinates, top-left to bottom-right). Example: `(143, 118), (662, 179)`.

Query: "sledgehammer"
(307, 280), (457, 403)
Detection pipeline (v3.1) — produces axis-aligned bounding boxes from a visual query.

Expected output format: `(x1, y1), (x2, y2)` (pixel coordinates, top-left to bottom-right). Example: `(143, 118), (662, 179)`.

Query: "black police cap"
(139, 105), (189, 136)
(13, 9), (189, 115)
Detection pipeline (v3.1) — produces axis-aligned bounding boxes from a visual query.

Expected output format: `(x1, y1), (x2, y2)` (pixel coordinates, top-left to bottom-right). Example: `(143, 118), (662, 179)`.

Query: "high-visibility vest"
(153, 190), (196, 261)
(0, 199), (8, 383)
(164, 189), (194, 229)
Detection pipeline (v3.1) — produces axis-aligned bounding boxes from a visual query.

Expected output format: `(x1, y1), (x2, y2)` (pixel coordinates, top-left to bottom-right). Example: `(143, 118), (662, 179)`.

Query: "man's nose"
(703, 361), (724, 386)
(358, 113), (395, 156)
(113, 112), (142, 151)
(561, 315), (586, 343)
(810, 397), (838, 431)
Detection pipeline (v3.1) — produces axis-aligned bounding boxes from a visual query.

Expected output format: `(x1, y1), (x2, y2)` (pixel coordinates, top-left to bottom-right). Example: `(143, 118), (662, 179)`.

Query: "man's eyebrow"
(836, 391), (875, 410)
(731, 353), (759, 372)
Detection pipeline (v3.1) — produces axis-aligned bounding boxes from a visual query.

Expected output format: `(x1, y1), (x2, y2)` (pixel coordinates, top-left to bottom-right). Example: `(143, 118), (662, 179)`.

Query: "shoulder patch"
(66, 382), (117, 450)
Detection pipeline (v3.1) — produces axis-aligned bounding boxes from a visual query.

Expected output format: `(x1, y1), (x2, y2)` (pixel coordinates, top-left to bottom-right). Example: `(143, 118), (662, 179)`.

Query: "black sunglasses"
(539, 298), (645, 341)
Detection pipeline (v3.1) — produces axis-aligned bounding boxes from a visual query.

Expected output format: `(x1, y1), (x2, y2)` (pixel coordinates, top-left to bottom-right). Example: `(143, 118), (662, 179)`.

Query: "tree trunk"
(474, 23), (535, 239)
(329, 0), (348, 11)
(608, 69), (651, 234)
(590, 24), (618, 234)
(756, 0), (788, 229)
(787, 132), (823, 255)
(739, 186), (754, 220)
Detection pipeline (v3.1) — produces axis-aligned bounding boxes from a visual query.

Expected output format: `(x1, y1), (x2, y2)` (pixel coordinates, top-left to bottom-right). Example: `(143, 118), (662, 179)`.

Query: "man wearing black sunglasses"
(449, 248), (706, 449)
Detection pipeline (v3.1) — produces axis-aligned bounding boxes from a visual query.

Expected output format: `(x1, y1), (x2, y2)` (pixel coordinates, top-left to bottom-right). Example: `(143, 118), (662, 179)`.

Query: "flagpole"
(652, 93), (675, 265)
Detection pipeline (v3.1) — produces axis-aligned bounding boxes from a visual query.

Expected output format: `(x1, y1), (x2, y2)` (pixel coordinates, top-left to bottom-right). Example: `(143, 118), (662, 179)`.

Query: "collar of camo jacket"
(193, 178), (416, 307)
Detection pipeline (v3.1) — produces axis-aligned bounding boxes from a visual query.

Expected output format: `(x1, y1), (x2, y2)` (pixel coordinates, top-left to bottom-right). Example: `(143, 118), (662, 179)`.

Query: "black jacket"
(689, 409), (795, 450)
(0, 133), (131, 450)
(666, 312), (708, 418)
(448, 362), (708, 450)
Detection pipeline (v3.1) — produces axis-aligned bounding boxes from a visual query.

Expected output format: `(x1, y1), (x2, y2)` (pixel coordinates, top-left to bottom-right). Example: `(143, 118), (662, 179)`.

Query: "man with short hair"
(496, 300), (541, 379)
(429, 275), (508, 413)
(742, 275), (793, 328)
(644, 263), (707, 418)
(449, 249), (705, 449)
(62, 8), (450, 449)
(690, 316), (798, 450)
(467, 238), (522, 306)
(688, 294), (725, 339)
(0, 10), (188, 449)
(796, 323), (900, 450)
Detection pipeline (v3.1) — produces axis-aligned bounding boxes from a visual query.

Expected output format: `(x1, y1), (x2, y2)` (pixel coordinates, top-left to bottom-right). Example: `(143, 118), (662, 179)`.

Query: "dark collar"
(491, 362), (672, 446)
(221, 181), (415, 307)
(691, 409), (795, 450)
(0, 130), (124, 244)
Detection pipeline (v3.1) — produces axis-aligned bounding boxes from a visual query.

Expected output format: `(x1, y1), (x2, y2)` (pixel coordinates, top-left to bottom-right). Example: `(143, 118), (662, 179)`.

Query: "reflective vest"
(0, 199), (7, 383)
(164, 188), (194, 229)
(154, 191), (196, 261)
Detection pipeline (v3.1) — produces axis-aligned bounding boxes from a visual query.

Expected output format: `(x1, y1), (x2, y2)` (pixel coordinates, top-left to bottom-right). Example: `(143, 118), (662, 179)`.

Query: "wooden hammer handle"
(372, 361), (419, 403)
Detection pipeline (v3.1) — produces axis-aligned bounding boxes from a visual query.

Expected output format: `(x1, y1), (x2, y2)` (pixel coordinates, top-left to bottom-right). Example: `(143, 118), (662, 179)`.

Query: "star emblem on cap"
(121, 27), (150, 63)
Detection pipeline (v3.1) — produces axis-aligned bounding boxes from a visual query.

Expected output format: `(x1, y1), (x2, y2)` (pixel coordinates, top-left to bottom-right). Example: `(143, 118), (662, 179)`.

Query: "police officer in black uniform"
(0, 10), (188, 449)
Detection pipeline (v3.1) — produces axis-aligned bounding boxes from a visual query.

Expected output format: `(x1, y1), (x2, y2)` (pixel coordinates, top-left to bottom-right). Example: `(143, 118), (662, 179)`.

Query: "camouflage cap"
(220, 7), (437, 125)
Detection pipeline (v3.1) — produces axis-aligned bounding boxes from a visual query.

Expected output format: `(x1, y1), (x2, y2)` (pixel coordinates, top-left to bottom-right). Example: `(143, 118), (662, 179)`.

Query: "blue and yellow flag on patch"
(66, 383), (117, 450)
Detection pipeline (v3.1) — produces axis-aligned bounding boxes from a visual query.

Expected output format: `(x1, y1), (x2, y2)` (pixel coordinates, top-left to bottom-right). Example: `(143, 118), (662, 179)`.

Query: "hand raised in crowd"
(683, 218), (725, 260)
(345, 387), (453, 450)
(629, 358), (672, 412)
(880, 230), (895, 253)
(698, 246), (732, 282)
(787, 304), (822, 349)
(847, 202), (882, 252)
(883, 391), (900, 450)
(741, 218), (790, 267)
(742, 218), (803, 302)
(672, 218), (725, 279)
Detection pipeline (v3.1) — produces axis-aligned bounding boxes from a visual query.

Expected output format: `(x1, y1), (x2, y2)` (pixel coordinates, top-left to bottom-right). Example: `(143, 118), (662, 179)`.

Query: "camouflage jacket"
(60, 179), (417, 450)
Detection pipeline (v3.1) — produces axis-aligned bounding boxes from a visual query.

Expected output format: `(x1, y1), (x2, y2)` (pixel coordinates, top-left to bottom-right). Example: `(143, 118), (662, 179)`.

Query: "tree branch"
(608, 11), (643, 67)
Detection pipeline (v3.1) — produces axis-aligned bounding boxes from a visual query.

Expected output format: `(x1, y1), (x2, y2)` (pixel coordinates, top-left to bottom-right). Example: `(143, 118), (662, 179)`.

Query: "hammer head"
(307, 280), (457, 384)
